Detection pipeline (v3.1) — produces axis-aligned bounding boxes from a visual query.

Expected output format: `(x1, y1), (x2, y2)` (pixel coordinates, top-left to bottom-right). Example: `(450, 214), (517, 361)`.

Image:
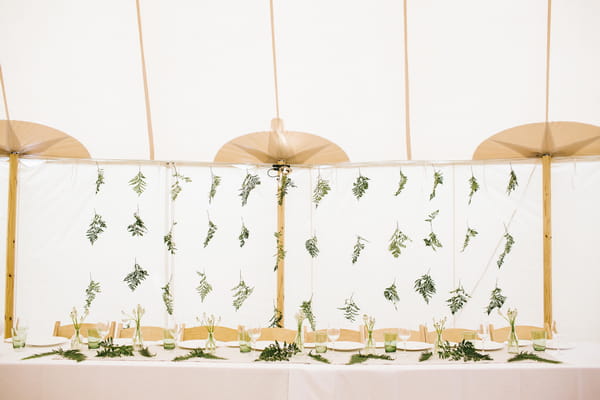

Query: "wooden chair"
(337, 328), (362, 342)
(489, 324), (551, 342)
(425, 328), (477, 344)
(181, 325), (238, 341)
(53, 321), (115, 339)
(373, 325), (427, 342)
(253, 327), (296, 343)
(115, 323), (164, 341)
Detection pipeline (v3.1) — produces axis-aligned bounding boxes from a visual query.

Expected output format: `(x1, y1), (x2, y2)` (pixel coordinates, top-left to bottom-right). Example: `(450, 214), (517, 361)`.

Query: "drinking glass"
(384, 331), (397, 353)
(477, 324), (490, 353)
(238, 326), (251, 353)
(315, 330), (328, 353)
(87, 328), (101, 349)
(96, 321), (110, 340)
(248, 326), (261, 353)
(398, 328), (411, 351)
(531, 330), (546, 351)
(163, 322), (181, 350)
(11, 326), (28, 351)
(326, 327), (340, 350)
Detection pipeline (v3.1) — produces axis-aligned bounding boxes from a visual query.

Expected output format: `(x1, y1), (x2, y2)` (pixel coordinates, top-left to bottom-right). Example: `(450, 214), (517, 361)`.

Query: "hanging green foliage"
(239, 221), (250, 247)
(447, 284), (471, 315)
(171, 167), (192, 201)
(305, 235), (319, 258)
(461, 227), (479, 252)
(84, 278), (101, 314)
(196, 271), (213, 302)
(300, 297), (317, 331)
(423, 210), (443, 251)
(232, 273), (254, 311)
(506, 167), (518, 195)
(161, 281), (174, 315)
(468, 174), (479, 205)
(383, 280), (400, 310)
(414, 273), (436, 304)
(268, 303), (283, 328)
(163, 222), (177, 255)
(86, 212), (107, 245)
(274, 230), (286, 271)
(352, 173), (370, 200)
(208, 172), (221, 204)
(277, 175), (296, 205)
(394, 169), (408, 196)
(313, 176), (331, 207)
(127, 212), (148, 237)
(429, 169), (444, 200)
(95, 166), (105, 195)
(129, 170), (147, 196)
(203, 219), (218, 248)
(389, 224), (411, 258)
(337, 294), (360, 322)
(496, 231), (515, 268)
(486, 286), (507, 315)
(352, 235), (368, 264)
(124, 261), (149, 291)
(239, 172), (261, 206)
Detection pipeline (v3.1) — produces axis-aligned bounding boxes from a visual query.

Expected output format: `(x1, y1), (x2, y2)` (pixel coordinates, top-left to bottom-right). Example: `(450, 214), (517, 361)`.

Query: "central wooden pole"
(4, 153), (18, 338)
(542, 154), (552, 328)
(276, 165), (288, 327)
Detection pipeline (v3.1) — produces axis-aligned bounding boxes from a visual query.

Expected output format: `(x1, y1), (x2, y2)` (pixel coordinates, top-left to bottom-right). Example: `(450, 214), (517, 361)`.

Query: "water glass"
(87, 328), (101, 349)
(163, 323), (180, 350)
(315, 331), (328, 353)
(238, 326), (251, 353)
(12, 327), (27, 351)
(384, 331), (397, 353)
(531, 330), (547, 351)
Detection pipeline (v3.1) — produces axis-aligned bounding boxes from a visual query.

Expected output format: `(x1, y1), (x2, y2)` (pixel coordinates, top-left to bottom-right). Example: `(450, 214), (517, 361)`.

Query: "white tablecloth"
(1, 342), (599, 400)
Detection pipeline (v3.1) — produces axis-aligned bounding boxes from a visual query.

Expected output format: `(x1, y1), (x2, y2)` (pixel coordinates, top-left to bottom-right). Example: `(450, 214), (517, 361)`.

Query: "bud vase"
(132, 324), (144, 351)
(507, 324), (519, 354)
(364, 330), (376, 354)
(205, 331), (217, 354)
(294, 324), (304, 352)
(70, 328), (83, 350)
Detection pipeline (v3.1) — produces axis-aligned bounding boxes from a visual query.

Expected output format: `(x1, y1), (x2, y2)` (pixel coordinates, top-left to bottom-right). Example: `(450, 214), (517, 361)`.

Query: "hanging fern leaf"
(274, 231), (286, 271)
(468, 174), (479, 205)
(394, 169), (408, 196)
(425, 210), (439, 223)
(389, 225), (411, 258)
(447, 284), (471, 315)
(337, 294), (360, 322)
(196, 271), (213, 302)
(203, 219), (218, 248)
(383, 280), (400, 310)
(496, 231), (515, 268)
(277, 175), (296, 205)
(424, 210), (443, 251)
(84, 278), (101, 314)
(268, 303), (283, 328)
(163, 222), (177, 255)
(506, 168), (518, 195)
(239, 172), (261, 206)
(305, 235), (319, 258)
(352, 174), (370, 200)
(124, 261), (149, 291)
(313, 176), (331, 207)
(161, 281), (174, 315)
(414, 273), (436, 304)
(208, 172), (221, 204)
(486, 286), (507, 315)
(86, 212), (107, 245)
(126, 212), (148, 237)
(95, 166), (105, 195)
(429, 170), (444, 200)
(232, 274), (254, 311)
(461, 227), (479, 252)
(352, 235), (368, 264)
(171, 167), (192, 201)
(129, 170), (147, 196)
(239, 222), (250, 247)
(300, 297), (317, 331)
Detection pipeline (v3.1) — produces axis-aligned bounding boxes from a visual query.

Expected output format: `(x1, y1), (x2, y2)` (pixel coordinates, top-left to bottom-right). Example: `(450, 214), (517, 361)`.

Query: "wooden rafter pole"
(542, 154), (552, 328)
(275, 162), (288, 326)
(4, 153), (18, 338)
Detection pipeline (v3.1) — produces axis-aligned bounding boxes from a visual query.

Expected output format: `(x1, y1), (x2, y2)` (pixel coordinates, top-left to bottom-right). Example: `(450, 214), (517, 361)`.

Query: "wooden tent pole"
(542, 154), (552, 328)
(276, 166), (287, 326)
(4, 153), (18, 338)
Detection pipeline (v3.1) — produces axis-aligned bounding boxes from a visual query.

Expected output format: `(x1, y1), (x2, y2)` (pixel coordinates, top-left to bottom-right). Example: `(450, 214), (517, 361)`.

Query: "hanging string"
(269, 0), (281, 119)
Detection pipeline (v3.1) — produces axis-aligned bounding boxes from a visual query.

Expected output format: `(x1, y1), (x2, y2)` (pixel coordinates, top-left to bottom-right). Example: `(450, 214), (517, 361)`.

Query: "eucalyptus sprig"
(208, 171), (221, 204)
(467, 174), (479, 205)
(414, 273), (436, 304)
(507, 351), (561, 364)
(352, 173), (370, 200)
(86, 211), (107, 245)
(203, 218), (218, 248)
(127, 212), (148, 237)
(139, 347), (156, 358)
(497, 231), (515, 268)
(239, 221), (250, 247)
(124, 261), (149, 291)
(313, 176), (331, 207)
(429, 169), (444, 200)
(274, 230), (286, 271)
(84, 278), (101, 314)
(383, 280), (400, 310)
(232, 273), (254, 311)
(337, 294), (360, 322)
(22, 348), (86, 362)
(268, 303), (283, 328)
(300, 297), (316, 331)
(173, 348), (226, 362)
(305, 235), (319, 258)
(239, 172), (261, 206)
(347, 353), (393, 365)
(437, 340), (492, 362)
(389, 224), (411, 258)
(129, 170), (147, 196)
(255, 341), (300, 362)
(423, 210), (443, 251)
(308, 351), (331, 364)
(161, 280), (174, 315)
(171, 167), (192, 201)
(95, 338), (134, 358)
(486, 286), (507, 315)
(394, 169), (408, 196)
(352, 235), (368, 264)
(196, 271), (213, 302)
(95, 165), (105, 195)
(506, 167), (518, 195)
(163, 222), (177, 255)
(447, 284), (471, 315)
(461, 227), (478, 252)
(277, 174), (296, 205)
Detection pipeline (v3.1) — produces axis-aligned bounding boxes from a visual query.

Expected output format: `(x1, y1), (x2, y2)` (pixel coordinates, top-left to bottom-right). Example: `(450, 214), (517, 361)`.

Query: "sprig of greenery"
(437, 340), (492, 362)
(447, 284), (471, 315)
(124, 261), (149, 291)
(255, 341), (300, 362)
(461, 227), (478, 252)
(139, 347), (156, 358)
(173, 348), (226, 362)
(171, 167), (192, 201)
(277, 175), (296, 205)
(86, 212), (107, 245)
(163, 222), (177, 255)
(268, 303), (283, 328)
(486, 286), (507, 315)
(383, 280), (400, 310)
(232, 273), (254, 311)
(208, 172), (221, 204)
(468, 174), (479, 205)
(196, 271), (213, 302)
(337, 294), (360, 322)
(300, 297), (316, 331)
(419, 351), (433, 362)
(429, 170), (444, 200)
(414, 273), (436, 304)
(305, 235), (319, 258)
(506, 167), (518, 195)
(239, 172), (261, 206)
(423, 210), (443, 251)
(239, 221), (250, 247)
(313, 176), (331, 207)
(127, 212), (148, 237)
(203, 219), (218, 248)
(95, 165), (105, 195)
(347, 352), (393, 365)
(352, 173), (370, 200)
(497, 231), (515, 268)
(352, 235), (368, 264)
(96, 338), (134, 358)
(129, 170), (147, 196)
(507, 351), (561, 364)
(84, 278), (101, 314)
(389, 224), (411, 258)
(274, 230), (286, 271)
(22, 348), (86, 362)
(394, 169), (408, 196)
(161, 281), (174, 315)
(308, 351), (331, 364)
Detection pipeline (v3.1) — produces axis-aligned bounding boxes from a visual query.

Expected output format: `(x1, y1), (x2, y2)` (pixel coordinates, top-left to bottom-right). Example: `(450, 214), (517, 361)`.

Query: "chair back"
(53, 321), (115, 339)
(254, 327), (296, 343)
(425, 328), (477, 343)
(373, 326), (426, 342)
(181, 325), (238, 341)
(115, 324), (164, 341)
(489, 324), (550, 342)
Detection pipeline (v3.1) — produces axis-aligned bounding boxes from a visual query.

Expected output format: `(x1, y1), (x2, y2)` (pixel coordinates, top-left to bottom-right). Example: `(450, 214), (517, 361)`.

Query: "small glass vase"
(132, 323), (144, 351)
(70, 328), (83, 350)
(507, 324), (519, 354)
(205, 331), (217, 354)
(294, 324), (304, 352)
(364, 330), (376, 354)
(433, 331), (444, 358)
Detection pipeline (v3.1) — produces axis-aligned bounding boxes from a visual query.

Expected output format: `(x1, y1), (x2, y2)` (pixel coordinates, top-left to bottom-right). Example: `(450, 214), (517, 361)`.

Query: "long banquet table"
(1, 342), (599, 400)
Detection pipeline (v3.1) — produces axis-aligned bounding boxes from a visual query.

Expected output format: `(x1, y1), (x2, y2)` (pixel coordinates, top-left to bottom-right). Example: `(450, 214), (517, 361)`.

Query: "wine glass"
(477, 324), (490, 354)
(248, 326), (261, 353)
(326, 327), (340, 350)
(551, 321), (561, 355)
(96, 321), (110, 340)
(398, 328), (411, 351)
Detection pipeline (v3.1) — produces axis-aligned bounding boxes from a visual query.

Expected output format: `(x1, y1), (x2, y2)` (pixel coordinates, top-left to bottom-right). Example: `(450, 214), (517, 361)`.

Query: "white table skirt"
(1, 342), (599, 400)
